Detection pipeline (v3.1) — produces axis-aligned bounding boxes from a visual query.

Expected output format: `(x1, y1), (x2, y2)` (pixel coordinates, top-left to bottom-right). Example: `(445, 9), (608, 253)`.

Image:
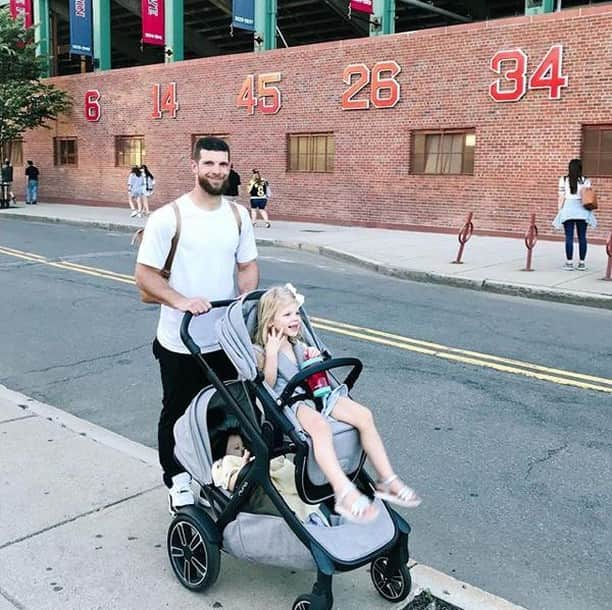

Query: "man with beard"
(135, 137), (258, 509)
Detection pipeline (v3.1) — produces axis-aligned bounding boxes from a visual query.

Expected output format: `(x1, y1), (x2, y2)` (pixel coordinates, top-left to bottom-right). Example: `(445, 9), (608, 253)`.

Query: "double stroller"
(167, 290), (414, 609)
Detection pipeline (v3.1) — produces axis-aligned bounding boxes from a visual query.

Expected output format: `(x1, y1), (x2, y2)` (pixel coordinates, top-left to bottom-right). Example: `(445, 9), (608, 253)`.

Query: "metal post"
(93, 0), (111, 71)
(523, 213), (538, 271)
(33, 0), (51, 77)
(371, 0), (395, 36)
(604, 232), (612, 281)
(254, 0), (277, 52)
(452, 212), (474, 264)
(165, 0), (184, 62)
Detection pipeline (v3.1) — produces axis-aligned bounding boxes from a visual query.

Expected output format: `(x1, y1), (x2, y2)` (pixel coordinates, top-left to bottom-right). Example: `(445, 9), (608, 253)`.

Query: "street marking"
(2, 244), (611, 394)
(0, 246), (135, 284)
(311, 317), (612, 394)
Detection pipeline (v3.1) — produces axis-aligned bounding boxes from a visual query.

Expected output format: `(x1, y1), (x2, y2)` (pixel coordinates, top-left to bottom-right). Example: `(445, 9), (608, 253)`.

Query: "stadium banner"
(69, 0), (94, 56)
(350, 0), (373, 14)
(232, 0), (255, 31)
(142, 0), (165, 46)
(9, 0), (33, 28)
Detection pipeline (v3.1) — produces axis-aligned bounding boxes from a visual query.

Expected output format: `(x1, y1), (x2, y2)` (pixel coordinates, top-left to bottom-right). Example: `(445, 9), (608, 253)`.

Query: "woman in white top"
(140, 164), (155, 216)
(553, 159), (596, 271)
(127, 166), (145, 217)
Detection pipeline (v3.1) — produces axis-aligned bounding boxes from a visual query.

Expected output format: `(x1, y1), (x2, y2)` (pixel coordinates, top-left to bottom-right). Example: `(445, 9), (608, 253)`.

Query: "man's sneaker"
(577, 262), (587, 271)
(130, 210), (138, 217)
(563, 262), (574, 271)
(168, 472), (195, 512)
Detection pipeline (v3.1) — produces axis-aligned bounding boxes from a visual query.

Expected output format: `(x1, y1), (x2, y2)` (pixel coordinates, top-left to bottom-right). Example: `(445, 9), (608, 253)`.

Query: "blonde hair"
(254, 286), (301, 350)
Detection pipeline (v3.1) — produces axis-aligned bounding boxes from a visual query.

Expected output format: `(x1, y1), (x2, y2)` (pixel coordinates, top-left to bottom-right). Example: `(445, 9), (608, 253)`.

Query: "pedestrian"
(127, 165), (144, 217)
(24, 160), (39, 205)
(553, 159), (597, 271)
(134, 136), (259, 510)
(248, 169), (271, 227)
(224, 163), (241, 202)
(253, 285), (422, 523)
(1, 159), (16, 205)
(141, 164), (155, 216)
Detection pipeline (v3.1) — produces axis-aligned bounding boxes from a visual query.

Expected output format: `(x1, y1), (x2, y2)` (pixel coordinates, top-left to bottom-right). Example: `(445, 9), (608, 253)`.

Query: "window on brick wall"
(287, 133), (335, 173)
(3, 139), (24, 166)
(411, 130), (475, 175)
(582, 125), (612, 177)
(115, 136), (145, 167)
(53, 137), (78, 166)
(191, 134), (230, 157)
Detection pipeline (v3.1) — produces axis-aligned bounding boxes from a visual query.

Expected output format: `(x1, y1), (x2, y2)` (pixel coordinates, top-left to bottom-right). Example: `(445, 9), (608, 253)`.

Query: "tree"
(0, 11), (72, 161)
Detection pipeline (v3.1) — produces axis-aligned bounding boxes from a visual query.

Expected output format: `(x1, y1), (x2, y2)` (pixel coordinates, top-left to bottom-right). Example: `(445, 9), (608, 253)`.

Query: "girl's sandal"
(334, 483), (379, 524)
(375, 474), (422, 508)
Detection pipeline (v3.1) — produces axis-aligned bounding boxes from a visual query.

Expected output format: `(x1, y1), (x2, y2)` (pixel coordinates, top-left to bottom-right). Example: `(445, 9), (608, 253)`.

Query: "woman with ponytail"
(553, 159), (597, 270)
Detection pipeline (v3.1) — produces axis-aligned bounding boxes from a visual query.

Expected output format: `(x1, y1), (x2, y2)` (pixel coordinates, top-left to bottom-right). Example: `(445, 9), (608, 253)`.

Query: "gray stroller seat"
(216, 291), (365, 504)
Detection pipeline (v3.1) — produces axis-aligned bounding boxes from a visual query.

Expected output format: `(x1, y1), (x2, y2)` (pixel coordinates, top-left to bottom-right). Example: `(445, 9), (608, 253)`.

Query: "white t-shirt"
(558, 176), (591, 200)
(137, 195), (257, 354)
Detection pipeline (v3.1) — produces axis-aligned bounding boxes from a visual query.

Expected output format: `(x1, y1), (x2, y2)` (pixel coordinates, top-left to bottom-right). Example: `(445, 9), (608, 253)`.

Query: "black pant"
(153, 338), (237, 487)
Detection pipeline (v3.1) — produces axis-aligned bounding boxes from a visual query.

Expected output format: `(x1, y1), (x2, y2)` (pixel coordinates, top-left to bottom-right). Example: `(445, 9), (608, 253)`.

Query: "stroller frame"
(167, 293), (413, 610)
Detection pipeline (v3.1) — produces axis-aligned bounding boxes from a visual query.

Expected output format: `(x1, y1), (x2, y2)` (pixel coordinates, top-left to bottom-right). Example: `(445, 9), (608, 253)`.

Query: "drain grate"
(300, 229), (325, 233)
(402, 591), (464, 610)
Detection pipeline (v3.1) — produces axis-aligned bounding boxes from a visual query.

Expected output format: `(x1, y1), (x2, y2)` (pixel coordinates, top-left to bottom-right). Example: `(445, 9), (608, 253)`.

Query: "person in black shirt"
(225, 164), (241, 202)
(1, 159), (16, 205)
(25, 160), (40, 205)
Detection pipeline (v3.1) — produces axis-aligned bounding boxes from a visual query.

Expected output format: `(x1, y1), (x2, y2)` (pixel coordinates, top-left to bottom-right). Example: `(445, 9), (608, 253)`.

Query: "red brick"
(22, 9), (612, 240)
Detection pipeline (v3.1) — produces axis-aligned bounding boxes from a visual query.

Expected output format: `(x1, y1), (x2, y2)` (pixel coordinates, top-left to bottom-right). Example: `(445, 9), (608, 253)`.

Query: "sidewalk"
(1, 202), (611, 309)
(0, 386), (526, 610)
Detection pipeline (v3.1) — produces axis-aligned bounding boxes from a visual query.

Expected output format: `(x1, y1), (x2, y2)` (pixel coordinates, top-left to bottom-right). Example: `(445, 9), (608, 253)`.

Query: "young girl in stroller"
(253, 285), (422, 524)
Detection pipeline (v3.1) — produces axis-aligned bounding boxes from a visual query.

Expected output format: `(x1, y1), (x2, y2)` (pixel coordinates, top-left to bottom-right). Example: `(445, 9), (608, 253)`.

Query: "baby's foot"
(375, 474), (422, 508)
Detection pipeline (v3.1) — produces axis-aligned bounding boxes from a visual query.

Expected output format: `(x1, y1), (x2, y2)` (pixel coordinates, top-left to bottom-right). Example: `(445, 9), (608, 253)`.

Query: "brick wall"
(23, 6), (612, 240)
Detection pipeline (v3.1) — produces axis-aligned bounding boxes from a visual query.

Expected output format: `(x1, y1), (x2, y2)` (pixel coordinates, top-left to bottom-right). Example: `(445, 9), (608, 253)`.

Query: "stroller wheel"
(292, 594), (313, 610)
(167, 510), (220, 592)
(292, 592), (333, 610)
(370, 556), (412, 602)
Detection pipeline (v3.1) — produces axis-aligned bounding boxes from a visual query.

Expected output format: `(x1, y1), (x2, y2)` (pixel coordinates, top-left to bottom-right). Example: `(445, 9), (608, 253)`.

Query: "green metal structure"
(165, 0), (184, 62)
(525, 0), (556, 15)
(254, 0), (277, 51)
(33, 0), (50, 76)
(93, 0), (111, 71)
(371, 0), (395, 36)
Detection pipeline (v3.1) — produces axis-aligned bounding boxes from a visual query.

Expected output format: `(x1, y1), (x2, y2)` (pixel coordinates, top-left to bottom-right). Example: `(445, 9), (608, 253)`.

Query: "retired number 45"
(236, 72), (282, 115)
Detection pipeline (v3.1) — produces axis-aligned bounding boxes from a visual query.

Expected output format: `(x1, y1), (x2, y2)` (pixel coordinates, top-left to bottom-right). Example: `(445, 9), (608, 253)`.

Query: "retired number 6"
(84, 89), (101, 122)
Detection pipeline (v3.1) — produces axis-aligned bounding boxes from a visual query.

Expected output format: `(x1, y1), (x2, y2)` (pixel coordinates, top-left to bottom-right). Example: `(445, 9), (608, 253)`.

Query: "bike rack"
(522, 213), (538, 272)
(452, 211), (474, 264)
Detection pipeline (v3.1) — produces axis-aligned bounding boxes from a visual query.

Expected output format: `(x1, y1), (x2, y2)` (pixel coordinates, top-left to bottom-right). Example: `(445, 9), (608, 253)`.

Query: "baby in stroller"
(253, 285), (422, 524)
(211, 426), (322, 523)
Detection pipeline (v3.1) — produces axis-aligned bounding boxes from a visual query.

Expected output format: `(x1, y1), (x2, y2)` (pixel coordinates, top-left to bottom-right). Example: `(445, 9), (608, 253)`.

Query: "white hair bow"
(285, 283), (305, 307)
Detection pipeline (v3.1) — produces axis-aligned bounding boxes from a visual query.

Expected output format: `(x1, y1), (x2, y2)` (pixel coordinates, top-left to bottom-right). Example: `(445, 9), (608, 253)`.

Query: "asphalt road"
(1, 218), (611, 610)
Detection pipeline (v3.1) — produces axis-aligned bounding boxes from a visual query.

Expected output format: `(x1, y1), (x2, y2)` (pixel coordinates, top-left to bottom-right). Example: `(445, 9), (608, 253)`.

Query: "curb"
(258, 238), (612, 311)
(3, 211), (612, 310)
(0, 211), (141, 235)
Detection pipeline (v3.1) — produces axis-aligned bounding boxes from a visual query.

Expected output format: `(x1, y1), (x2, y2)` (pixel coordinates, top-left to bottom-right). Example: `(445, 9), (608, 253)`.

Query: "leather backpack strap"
(160, 201), (181, 279)
(229, 201), (242, 235)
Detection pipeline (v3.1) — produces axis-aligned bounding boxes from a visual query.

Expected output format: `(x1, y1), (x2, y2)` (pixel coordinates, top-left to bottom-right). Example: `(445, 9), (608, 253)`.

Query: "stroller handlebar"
(180, 300), (236, 355)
